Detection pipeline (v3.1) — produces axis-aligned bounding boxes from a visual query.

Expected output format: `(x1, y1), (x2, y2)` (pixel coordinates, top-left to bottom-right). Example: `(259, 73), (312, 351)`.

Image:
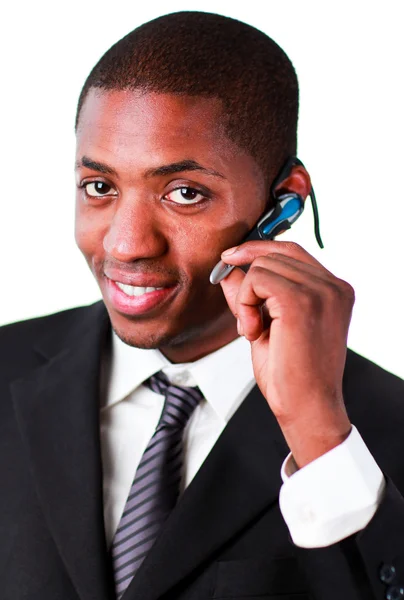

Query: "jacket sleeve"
(356, 476), (404, 599)
(293, 474), (404, 599)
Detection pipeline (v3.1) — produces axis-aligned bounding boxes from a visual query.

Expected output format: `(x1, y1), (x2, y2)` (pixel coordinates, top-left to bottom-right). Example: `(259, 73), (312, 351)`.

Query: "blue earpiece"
(255, 193), (304, 239)
(209, 193), (304, 284)
(209, 156), (323, 285)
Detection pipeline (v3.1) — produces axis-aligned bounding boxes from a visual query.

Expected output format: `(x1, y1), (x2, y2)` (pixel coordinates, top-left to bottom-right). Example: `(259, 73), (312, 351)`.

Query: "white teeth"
(115, 282), (164, 296)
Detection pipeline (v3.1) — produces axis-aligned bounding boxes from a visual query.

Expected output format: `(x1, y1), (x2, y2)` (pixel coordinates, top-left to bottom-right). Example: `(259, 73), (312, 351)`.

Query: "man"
(1, 10), (403, 600)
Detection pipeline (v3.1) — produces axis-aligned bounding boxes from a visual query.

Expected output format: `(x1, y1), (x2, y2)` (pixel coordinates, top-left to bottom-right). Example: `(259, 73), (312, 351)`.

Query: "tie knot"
(144, 371), (203, 429)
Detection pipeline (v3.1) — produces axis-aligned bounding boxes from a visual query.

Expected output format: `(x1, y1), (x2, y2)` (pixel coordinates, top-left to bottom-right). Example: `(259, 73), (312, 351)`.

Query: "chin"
(112, 326), (169, 349)
(111, 316), (210, 352)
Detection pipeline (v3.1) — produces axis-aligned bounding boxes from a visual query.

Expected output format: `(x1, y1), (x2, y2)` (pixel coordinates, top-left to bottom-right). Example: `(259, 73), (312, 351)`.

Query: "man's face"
(75, 89), (267, 361)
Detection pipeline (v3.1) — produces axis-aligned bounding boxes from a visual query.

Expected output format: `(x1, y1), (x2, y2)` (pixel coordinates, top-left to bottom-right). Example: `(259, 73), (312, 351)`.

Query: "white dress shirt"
(101, 332), (256, 545)
(100, 332), (385, 548)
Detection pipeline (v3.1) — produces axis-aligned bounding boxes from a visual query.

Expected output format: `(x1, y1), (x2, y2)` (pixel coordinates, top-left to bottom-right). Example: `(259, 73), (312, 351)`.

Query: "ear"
(273, 165), (311, 201)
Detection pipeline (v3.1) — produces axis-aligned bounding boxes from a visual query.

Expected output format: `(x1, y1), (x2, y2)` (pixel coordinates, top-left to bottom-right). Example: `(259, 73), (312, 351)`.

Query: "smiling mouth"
(104, 277), (179, 317)
(114, 282), (166, 297)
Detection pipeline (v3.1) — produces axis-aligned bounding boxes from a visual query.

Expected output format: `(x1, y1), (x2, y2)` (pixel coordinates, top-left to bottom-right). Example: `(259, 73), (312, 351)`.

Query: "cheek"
(169, 214), (244, 279)
(74, 201), (104, 260)
(189, 208), (252, 258)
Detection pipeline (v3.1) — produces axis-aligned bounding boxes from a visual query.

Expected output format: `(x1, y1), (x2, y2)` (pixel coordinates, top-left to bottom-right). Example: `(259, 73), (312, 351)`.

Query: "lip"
(104, 269), (175, 289)
(104, 276), (179, 317)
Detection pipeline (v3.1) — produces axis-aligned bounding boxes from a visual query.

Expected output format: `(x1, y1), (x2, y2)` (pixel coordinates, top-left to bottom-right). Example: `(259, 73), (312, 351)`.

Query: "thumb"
(219, 266), (245, 318)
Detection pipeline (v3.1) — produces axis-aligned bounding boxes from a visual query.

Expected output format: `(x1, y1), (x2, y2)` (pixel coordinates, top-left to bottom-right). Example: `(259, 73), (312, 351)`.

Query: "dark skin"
(75, 89), (353, 468)
(75, 89), (267, 361)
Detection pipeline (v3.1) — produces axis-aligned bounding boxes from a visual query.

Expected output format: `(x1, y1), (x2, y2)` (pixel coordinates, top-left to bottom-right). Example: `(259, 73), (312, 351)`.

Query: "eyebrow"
(75, 156), (117, 176)
(75, 156), (226, 180)
(144, 159), (226, 180)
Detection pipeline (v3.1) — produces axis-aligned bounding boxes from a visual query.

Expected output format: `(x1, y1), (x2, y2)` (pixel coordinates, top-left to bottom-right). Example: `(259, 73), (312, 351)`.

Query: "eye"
(165, 187), (207, 205)
(84, 181), (118, 197)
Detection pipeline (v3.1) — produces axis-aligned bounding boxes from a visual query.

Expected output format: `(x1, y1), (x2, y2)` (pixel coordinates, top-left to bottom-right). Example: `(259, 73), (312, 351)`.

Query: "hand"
(220, 240), (354, 468)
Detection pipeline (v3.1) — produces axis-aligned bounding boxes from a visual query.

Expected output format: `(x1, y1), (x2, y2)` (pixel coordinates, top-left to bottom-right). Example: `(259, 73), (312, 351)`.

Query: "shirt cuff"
(278, 424), (385, 548)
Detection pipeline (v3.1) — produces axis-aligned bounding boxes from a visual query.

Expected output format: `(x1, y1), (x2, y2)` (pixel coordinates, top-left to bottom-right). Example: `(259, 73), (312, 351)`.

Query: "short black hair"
(76, 11), (298, 182)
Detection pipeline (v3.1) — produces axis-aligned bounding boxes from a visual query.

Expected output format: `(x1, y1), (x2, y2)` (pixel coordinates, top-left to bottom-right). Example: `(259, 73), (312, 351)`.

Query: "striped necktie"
(111, 371), (203, 599)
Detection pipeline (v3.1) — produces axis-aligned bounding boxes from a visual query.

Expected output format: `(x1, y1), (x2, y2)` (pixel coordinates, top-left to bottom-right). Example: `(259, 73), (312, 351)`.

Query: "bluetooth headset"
(209, 156), (324, 284)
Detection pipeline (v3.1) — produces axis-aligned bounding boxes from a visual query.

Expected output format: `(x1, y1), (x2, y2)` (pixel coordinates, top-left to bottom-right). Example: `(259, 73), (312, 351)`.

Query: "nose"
(103, 197), (167, 263)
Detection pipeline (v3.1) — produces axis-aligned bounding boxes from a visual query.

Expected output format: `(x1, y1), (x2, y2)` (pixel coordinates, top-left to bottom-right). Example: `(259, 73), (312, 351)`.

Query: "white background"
(1, 1), (403, 378)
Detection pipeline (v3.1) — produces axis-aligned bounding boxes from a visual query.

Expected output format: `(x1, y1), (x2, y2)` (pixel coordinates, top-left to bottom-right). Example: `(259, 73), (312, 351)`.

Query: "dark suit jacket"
(1, 301), (404, 600)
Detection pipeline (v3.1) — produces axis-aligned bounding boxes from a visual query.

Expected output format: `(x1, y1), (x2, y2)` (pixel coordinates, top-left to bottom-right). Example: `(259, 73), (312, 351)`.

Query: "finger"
(237, 265), (325, 344)
(221, 257), (321, 341)
(248, 254), (355, 310)
(238, 266), (298, 313)
(239, 263), (353, 332)
(231, 265), (296, 342)
(219, 265), (245, 318)
(246, 253), (337, 287)
(221, 240), (331, 273)
(220, 266), (263, 338)
(237, 300), (264, 341)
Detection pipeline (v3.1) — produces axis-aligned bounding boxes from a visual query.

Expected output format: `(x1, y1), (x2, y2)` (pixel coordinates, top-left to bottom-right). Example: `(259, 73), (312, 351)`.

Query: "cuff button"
(386, 585), (404, 600)
(380, 565), (397, 585)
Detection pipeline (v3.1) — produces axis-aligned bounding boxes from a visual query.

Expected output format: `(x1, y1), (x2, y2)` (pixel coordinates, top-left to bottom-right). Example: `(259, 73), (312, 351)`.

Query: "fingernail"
(237, 318), (244, 336)
(222, 246), (238, 257)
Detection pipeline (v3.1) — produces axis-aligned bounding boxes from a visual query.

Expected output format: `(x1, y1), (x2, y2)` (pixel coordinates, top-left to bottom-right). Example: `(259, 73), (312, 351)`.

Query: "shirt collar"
(106, 332), (255, 423)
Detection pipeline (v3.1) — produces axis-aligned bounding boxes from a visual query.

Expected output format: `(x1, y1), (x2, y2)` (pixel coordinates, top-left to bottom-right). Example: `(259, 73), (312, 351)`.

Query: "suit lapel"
(10, 301), (290, 600)
(11, 302), (115, 600)
(125, 384), (289, 600)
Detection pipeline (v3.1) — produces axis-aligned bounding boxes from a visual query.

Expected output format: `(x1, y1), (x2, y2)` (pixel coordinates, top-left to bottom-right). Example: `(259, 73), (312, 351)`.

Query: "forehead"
(75, 90), (264, 180)
(78, 90), (229, 154)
